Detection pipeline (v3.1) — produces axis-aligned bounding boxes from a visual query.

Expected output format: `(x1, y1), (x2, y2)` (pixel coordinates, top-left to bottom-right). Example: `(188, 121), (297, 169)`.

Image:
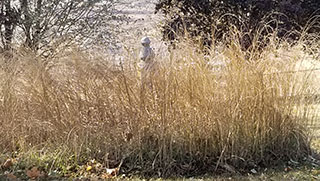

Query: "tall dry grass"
(0, 31), (318, 176)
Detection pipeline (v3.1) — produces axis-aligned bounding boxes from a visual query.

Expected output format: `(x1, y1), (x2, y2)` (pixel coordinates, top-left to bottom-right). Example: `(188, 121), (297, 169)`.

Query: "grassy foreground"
(0, 32), (319, 180)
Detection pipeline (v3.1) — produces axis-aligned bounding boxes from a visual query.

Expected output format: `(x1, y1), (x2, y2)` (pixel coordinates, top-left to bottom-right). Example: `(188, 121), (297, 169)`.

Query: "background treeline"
(156, 0), (320, 50)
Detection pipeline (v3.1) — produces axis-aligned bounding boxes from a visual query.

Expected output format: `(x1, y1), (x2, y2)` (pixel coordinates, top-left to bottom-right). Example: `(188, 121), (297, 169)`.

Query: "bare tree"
(0, 0), (19, 51)
(0, 0), (124, 56)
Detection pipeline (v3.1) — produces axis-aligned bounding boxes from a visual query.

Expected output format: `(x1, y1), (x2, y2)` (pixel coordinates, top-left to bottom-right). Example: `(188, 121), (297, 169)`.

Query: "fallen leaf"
(86, 165), (93, 172)
(101, 166), (120, 178)
(106, 167), (120, 176)
(26, 167), (44, 180)
(101, 168), (119, 179)
(250, 168), (257, 174)
(284, 167), (292, 172)
(6, 173), (17, 181)
(3, 159), (13, 169)
(101, 158), (123, 178)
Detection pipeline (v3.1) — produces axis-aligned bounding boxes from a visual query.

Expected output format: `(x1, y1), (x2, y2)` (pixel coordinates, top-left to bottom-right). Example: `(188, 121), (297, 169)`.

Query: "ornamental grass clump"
(0, 30), (318, 177)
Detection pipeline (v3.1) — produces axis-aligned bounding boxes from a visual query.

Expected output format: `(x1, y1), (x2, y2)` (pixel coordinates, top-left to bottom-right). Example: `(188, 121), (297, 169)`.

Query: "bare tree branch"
(0, 0), (126, 57)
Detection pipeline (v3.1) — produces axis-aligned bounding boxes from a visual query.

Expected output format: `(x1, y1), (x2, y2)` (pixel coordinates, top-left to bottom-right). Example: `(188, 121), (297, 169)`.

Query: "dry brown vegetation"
(0, 30), (319, 178)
